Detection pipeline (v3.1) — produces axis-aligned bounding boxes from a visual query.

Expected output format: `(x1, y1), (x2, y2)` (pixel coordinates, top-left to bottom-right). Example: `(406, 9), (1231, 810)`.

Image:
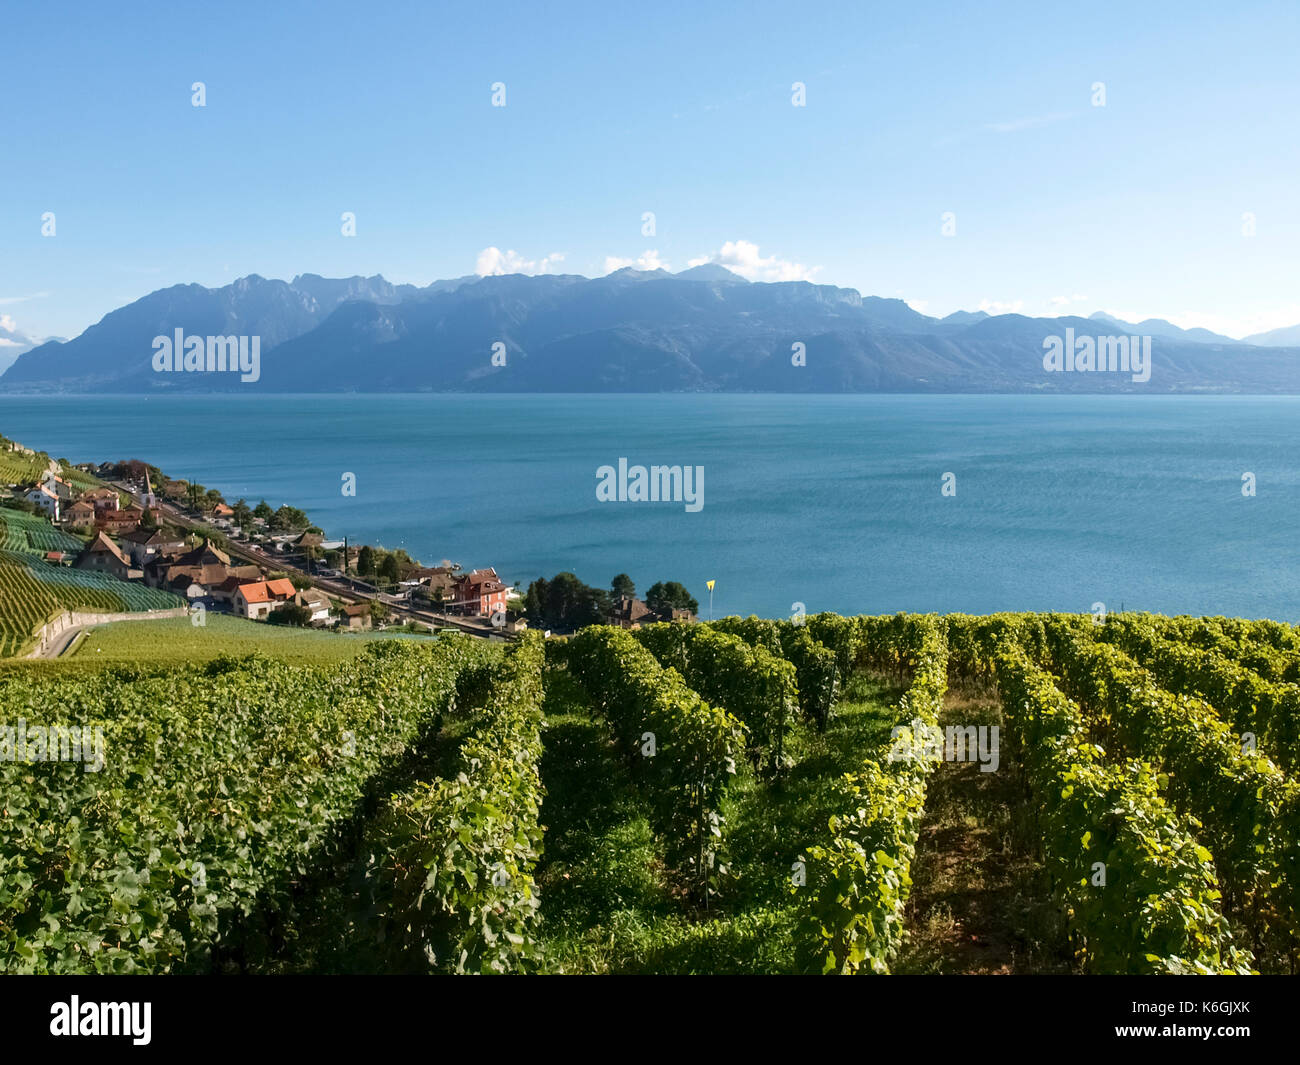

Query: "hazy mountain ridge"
(1244, 323), (1300, 347)
(4, 269), (1300, 393)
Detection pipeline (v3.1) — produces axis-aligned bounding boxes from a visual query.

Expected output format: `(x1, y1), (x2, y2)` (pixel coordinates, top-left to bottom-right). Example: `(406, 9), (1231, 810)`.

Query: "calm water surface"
(1, 393), (1295, 620)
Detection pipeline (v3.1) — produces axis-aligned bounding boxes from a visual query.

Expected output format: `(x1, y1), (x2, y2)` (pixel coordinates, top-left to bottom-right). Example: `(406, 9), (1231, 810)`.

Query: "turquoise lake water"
(1, 394), (1296, 620)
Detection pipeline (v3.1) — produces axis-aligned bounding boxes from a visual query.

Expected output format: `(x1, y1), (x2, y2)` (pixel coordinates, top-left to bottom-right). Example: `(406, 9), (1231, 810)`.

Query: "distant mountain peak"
(605, 267), (674, 281)
(940, 310), (989, 325)
(1244, 323), (1300, 347)
(672, 264), (748, 283)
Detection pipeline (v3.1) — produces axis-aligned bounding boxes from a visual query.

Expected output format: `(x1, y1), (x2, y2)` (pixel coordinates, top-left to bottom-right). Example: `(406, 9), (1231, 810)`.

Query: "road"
(42, 625), (86, 658)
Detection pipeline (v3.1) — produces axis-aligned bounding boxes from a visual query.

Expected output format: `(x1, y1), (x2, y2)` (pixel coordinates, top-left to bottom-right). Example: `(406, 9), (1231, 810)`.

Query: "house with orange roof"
(232, 577), (299, 620)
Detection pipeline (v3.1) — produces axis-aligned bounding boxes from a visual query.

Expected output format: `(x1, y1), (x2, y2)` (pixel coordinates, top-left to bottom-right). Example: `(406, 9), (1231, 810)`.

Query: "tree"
(204, 488), (224, 509)
(267, 603), (312, 627)
(253, 500), (273, 520)
(380, 554), (400, 584)
(646, 581), (699, 618)
(268, 505), (310, 531)
(186, 483), (206, 510)
(357, 545), (376, 576)
(233, 499), (253, 526)
(197, 527), (229, 550)
(369, 600), (390, 621)
(324, 549), (342, 570)
(522, 572), (609, 631)
(611, 573), (636, 600)
(140, 507), (157, 528)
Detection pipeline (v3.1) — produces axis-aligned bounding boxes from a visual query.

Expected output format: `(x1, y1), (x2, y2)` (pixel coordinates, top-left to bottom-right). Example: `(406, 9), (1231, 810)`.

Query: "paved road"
(42, 625), (87, 658)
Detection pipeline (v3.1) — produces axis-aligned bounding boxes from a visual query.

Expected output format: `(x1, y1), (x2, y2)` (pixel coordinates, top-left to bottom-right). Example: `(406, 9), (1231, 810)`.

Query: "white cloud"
(978, 298), (1024, 315)
(0, 313), (34, 349)
(603, 249), (671, 273)
(474, 248), (566, 276)
(687, 240), (820, 282)
(1049, 293), (1088, 307)
(0, 291), (50, 306)
(906, 298), (929, 314)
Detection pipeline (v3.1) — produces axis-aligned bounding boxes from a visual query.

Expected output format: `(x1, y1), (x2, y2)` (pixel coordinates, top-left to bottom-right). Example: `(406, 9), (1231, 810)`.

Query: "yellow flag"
(706, 580), (715, 591)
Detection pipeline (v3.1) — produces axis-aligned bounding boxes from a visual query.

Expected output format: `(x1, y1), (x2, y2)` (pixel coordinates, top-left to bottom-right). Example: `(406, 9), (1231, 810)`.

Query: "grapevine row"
(361, 633), (547, 973)
(634, 621), (797, 774)
(993, 642), (1253, 973)
(1098, 614), (1300, 773)
(0, 636), (495, 972)
(793, 614), (947, 973)
(559, 626), (746, 899)
(1043, 620), (1300, 966)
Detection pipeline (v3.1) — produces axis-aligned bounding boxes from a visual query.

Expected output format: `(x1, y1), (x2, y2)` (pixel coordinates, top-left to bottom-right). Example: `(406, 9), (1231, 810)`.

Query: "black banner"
(2, 975), (1288, 1051)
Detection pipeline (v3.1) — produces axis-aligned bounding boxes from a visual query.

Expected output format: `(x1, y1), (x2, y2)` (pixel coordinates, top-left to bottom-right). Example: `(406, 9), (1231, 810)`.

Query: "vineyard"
(0, 507), (183, 657)
(1, 612), (1297, 974)
(0, 507), (84, 556)
(0, 550), (185, 657)
(0, 441), (104, 498)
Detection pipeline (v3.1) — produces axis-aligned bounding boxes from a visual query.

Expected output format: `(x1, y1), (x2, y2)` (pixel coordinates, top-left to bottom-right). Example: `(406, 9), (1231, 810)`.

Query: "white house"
(232, 578), (297, 620)
(24, 483), (60, 520)
(296, 589), (332, 626)
(39, 469), (76, 502)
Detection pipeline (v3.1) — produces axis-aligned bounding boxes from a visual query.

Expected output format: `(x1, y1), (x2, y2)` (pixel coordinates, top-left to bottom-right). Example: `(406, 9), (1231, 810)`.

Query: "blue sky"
(3, 0), (1298, 342)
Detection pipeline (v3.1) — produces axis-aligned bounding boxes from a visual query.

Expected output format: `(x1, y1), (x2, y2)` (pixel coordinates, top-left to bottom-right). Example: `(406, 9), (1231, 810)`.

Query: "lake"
(1, 393), (1295, 620)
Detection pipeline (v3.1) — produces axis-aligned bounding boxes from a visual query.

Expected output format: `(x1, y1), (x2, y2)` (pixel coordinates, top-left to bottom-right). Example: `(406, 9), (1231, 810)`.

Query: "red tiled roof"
(237, 578), (297, 604)
(237, 582), (273, 604)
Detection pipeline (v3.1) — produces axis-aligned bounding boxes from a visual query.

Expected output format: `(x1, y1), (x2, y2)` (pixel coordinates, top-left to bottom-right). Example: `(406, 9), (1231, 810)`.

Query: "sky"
(2, 0), (1299, 343)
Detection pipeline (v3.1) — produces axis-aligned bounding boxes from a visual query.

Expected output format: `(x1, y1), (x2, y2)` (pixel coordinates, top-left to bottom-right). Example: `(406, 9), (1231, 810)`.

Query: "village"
(9, 457), (688, 638)
(13, 460), (522, 635)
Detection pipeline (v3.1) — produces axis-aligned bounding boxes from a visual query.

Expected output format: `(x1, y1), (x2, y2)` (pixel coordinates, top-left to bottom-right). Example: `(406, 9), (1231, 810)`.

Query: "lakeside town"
(2, 435), (700, 655)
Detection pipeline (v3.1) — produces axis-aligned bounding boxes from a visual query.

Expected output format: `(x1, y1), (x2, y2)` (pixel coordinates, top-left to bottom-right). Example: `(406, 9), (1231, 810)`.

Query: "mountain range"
(4, 269), (1299, 393)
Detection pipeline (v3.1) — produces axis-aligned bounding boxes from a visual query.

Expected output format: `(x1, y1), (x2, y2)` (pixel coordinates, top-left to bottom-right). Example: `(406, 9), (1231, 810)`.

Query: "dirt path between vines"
(895, 685), (1072, 975)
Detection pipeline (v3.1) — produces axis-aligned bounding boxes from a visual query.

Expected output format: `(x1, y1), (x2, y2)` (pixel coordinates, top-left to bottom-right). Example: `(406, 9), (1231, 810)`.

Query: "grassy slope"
(57, 613), (399, 666)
